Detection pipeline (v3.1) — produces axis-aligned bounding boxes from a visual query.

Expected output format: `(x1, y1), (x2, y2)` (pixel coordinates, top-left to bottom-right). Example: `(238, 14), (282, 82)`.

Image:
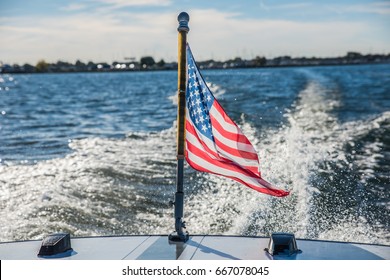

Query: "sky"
(0, 0), (389, 65)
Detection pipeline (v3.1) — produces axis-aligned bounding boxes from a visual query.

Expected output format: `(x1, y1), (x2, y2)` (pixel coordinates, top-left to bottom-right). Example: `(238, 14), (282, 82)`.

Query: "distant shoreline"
(1, 52), (389, 74)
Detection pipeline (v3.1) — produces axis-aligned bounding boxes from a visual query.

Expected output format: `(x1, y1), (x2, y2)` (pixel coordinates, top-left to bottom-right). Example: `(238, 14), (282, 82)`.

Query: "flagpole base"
(168, 231), (189, 243)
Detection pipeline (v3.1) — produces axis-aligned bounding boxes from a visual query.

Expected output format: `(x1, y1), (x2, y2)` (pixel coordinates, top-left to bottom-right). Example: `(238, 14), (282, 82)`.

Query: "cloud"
(259, 1), (390, 17)
(347, 1), (390, 15)
(187, 9), (385, 59)
(0, 8), (389, 64)
(94, 0), (172, 8)
(260, 2), (313, 11)
(60, 4), (87, 12)
(0, 10), (177, 64)
(59, 0), (173, 15)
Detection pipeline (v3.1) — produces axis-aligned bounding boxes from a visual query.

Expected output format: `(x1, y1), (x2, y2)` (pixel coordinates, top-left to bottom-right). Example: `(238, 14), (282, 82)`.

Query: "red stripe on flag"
(210, 112), (252, 145)
(185, 120), (220, 159)
(213, 136), (259, 161)
(212, 101), (239, 129)
(185, 141), (289, 197)
(186, 119), (259, 174)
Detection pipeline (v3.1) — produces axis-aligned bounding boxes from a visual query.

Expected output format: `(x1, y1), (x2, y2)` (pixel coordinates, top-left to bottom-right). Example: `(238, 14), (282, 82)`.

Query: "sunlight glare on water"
(0, 65), (389, 244)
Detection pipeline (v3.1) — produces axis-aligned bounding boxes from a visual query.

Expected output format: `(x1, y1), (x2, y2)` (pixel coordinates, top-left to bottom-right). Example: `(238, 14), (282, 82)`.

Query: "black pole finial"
(177, 12), (190, 33)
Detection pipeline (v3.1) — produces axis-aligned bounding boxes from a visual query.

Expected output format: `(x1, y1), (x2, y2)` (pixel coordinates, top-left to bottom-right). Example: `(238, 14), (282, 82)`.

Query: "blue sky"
(0, 0), (389, 64)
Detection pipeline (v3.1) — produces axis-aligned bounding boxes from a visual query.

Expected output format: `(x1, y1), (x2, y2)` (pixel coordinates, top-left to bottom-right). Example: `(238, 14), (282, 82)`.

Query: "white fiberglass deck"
(0, 235), (389, 260)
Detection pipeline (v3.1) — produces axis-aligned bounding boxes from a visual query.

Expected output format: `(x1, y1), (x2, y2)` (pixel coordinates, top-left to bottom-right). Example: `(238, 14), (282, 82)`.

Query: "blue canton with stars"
(186, 46), (215, 140)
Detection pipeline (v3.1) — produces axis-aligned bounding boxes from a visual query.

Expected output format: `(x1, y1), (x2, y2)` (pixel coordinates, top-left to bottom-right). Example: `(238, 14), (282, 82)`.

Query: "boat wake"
(0, 71), (388, 245)
(172, 71), (390, 245)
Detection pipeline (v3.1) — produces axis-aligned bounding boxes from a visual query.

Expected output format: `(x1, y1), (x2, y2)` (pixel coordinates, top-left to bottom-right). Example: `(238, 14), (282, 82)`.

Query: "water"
(0, 65), (389, 245)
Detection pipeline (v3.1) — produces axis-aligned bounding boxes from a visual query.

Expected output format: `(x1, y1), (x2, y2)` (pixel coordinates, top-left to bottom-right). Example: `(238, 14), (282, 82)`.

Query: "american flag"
(184, 45), (289, 197)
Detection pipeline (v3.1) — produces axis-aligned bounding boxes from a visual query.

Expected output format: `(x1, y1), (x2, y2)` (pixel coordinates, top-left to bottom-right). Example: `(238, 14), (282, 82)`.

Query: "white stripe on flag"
(186, 122), (259, 170)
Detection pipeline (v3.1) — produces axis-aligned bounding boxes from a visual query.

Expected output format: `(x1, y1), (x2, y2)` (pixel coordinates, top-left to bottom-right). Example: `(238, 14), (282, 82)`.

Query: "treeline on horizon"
(1, 51), (389, 74)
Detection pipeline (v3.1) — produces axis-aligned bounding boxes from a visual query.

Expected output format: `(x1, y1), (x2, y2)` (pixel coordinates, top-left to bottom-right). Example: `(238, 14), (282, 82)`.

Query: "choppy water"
(0, 64), (389, 245)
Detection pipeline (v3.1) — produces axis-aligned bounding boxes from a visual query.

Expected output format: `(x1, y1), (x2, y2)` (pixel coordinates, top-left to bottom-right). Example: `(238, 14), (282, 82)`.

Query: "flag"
(184, 45), (289, 197)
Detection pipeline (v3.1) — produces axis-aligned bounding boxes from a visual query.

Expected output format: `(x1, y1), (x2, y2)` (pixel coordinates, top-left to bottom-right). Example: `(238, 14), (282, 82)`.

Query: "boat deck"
(1, 235), (389, 260)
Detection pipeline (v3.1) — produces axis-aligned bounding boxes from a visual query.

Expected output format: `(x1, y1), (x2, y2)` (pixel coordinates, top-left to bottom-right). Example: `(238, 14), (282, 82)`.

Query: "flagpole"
(169, 12), (190, 243)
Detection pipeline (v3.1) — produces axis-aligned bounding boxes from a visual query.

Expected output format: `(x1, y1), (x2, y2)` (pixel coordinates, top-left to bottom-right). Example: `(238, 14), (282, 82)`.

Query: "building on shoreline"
(1, 52), (390, 74)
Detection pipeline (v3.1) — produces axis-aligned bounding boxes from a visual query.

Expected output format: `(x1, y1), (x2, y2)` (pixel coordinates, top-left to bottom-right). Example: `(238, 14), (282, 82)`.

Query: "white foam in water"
(164, 77), (389, 244)
(171, 80), (336, 238)
(0, 75), (388, 245)
(0, 128), (178, 241)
